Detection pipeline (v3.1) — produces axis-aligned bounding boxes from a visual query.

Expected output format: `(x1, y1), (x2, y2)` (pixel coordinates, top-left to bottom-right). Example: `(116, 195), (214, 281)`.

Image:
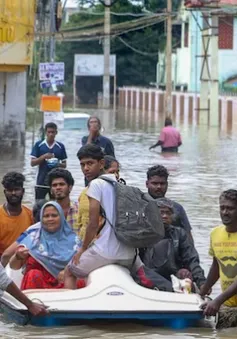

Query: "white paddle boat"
(0, 264), (204, 328)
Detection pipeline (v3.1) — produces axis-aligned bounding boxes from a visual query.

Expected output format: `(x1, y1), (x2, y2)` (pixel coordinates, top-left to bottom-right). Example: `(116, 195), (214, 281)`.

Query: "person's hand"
(200, 299), (221, 317)
(199, 284), (212, 297)
(57, 269), (65, 282)
(28, 302), (49, 316)
(72, 248), (84, 265)
(43, 153), (54, 160)
(15, 247), (29, 261)
(89, 126), (99, 138)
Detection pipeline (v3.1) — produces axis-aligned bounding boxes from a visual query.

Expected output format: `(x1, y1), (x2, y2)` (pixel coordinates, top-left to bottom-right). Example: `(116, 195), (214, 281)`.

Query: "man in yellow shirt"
(201, 189), (237, 315)
(0, 172), (33, 256)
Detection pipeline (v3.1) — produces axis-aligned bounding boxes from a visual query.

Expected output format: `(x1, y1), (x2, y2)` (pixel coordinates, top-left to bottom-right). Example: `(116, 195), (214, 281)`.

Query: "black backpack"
(99, 176), (164, 248)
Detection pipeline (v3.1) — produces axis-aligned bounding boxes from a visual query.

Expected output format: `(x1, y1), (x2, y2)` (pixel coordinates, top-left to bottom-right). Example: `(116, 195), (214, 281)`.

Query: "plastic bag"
(171, 274), (192, 294)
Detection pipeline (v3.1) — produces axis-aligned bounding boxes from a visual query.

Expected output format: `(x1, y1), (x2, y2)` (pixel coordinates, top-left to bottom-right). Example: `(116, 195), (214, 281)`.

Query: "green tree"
(33, 0), (180, 105)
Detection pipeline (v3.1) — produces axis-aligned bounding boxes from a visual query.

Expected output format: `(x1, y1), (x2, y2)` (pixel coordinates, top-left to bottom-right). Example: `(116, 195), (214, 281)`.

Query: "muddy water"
(0, 109), (236, 338)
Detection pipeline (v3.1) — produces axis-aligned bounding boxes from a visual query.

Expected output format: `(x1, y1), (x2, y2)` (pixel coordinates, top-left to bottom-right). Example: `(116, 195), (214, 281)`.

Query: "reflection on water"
(0, 108), (237, 337)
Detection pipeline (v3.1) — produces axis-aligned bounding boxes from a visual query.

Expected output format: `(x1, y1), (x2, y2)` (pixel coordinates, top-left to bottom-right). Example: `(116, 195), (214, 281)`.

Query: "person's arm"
(72, 197), (100, 264)
(202, 279), (237, 316)
(178, 229), (206, 288)
(105, 140), (115, 157)
(199, 257), (219, 297)
(150, 129), (165, 150)
(178, 132), (182, 147)
(149, 140), (163, 150)
(0, 263), (47, 315)
(58, 144), (67, 169)
(6, 281), (48, 315)
(80, 197), (100, 251)
(72, 181), (102, 264)
(31, 141), (54, 167)
(1, 242), (18, 267)
(9, 247), (29, 270)
(86, 127), (98, 145)
(31, 153), (54, 167)
(58, 160), (66, 169)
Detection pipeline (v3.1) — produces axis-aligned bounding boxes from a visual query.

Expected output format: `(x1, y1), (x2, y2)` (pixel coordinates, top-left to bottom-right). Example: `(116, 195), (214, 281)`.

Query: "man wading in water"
(201, 190), (237, 326)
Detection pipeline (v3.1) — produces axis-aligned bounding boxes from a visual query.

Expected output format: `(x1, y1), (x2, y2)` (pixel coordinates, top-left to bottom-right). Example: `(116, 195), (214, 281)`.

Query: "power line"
(56, 17), (167, 42)
(74, 10), (155, 17)
(117, 36), (158, 56)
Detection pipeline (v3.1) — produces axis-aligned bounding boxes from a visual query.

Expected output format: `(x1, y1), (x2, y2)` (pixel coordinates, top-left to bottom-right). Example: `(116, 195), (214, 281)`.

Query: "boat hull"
(0, 264), (205, 328)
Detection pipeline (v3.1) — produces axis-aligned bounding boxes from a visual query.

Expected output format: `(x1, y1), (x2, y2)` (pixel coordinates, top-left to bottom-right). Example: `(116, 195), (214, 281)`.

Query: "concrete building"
(0, 2), (36, 148)
(157, 1), (237, 92)
(64, 0), (79, 23)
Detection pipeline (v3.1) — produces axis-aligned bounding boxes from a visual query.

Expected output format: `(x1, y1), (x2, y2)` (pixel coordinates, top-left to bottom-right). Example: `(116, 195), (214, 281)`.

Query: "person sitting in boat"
(64, 144), (149, 289)
(143, 198), (206, 292)
(9, 201), (84, 290)
(78, 151), (125, 242)
(145, 165), (193, 239)
(104, 155), (126, 185)
(200, 190), (237, 324)
(1, 169), (79, 267)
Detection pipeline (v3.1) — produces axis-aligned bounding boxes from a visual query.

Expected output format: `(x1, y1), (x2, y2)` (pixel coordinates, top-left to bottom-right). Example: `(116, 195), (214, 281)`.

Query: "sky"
(63, 0), (78, 9)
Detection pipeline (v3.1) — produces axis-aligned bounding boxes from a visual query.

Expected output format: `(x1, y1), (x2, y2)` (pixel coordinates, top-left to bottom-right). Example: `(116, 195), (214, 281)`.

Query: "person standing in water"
(149, 117), (182, 153)
(82, 117), (115, 157)
(31, 123), (67, 200)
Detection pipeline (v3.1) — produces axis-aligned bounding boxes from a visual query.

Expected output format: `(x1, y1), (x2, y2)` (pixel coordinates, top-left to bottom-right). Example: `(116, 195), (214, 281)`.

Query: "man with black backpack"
(64, 144), (162, 289)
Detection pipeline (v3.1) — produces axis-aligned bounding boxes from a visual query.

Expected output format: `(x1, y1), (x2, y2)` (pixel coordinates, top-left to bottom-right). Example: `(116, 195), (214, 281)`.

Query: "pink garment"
(159, 126), (182, 148)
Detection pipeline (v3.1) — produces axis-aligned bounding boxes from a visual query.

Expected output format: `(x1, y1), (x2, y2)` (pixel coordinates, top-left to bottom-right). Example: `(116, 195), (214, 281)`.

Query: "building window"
(219, 16), (233, 49)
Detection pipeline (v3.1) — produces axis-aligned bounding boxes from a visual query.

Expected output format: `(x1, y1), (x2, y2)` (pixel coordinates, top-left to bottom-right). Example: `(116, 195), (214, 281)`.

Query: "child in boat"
(9, 201), (85, 290)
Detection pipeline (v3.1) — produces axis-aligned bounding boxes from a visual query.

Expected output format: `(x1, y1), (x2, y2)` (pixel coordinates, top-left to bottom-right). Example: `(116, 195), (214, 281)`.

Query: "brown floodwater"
(0, 108), (236, 338)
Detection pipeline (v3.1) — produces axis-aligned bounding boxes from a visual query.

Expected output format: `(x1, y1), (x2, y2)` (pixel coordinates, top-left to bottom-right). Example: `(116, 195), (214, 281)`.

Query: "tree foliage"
(31, 0), (180, 105)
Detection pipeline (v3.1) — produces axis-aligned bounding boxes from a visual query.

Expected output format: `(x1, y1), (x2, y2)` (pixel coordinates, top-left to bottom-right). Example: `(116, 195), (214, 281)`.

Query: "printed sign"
(0, 1), (36, 66)
(40, 95), (62, 112)
(39, 62), (65, 81)
(40, 80), (65, 89)
(74, 54), (116, 77)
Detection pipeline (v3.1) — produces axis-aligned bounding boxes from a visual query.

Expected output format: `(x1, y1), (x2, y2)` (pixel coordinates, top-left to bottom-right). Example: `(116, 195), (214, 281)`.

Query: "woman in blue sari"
(9, 201), (84, 290)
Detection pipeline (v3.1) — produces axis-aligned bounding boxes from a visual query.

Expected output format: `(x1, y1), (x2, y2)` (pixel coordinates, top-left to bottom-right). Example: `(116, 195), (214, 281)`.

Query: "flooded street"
(0, 109), (236, 338)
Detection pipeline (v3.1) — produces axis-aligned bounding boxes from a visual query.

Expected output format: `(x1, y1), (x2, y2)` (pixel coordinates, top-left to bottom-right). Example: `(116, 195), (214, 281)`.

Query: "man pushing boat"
(201, 189), (237, 327)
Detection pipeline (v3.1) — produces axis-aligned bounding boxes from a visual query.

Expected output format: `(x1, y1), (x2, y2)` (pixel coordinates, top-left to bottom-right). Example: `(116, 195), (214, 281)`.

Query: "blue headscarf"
(20, 201), (81, 278)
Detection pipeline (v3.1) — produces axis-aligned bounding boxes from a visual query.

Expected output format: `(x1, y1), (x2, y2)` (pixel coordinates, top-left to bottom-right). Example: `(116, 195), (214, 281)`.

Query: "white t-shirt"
(87, 174), (135, 260)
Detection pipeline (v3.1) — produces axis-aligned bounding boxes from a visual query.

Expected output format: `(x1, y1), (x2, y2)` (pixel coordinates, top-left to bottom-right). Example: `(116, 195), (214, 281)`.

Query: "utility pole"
(50, 0), (56, 62)
(199, 14), (210, 125)
(103, 0), (111, 109)
(165, 0), (172, 116)
(210, 13), (219, 127)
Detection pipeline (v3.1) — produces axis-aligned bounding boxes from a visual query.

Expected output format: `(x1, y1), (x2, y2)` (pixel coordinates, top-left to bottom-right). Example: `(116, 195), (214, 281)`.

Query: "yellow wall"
(0, 0), (36, 69)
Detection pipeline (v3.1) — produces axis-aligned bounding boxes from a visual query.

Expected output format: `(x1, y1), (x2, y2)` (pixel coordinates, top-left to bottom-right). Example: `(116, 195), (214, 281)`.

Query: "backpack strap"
(97, 176), (116, 231)
(99, 205), (114, 231)
(98, 175), (117, 186)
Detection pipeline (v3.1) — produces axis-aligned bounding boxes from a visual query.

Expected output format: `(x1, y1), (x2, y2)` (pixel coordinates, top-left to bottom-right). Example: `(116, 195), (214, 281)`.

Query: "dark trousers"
(35, 186), (50, 200)
(161, 146), (178, 153)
